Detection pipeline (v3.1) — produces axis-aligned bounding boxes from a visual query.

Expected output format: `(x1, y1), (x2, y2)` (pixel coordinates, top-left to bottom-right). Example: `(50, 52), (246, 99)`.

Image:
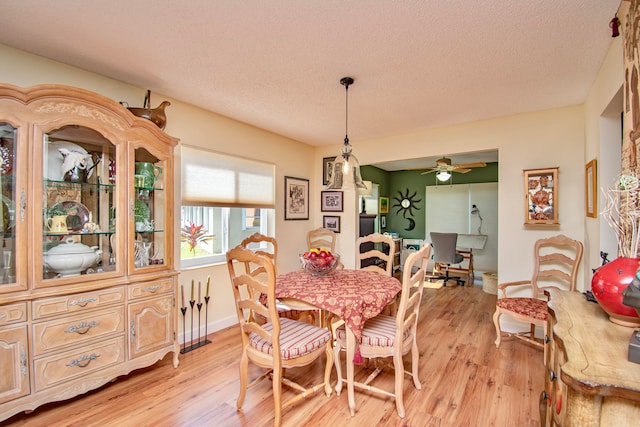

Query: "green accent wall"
(361, 163), (498, 239)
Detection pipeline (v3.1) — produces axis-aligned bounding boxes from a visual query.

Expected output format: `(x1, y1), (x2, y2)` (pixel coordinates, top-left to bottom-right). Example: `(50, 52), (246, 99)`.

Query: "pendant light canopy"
(326, 77), (367, 190)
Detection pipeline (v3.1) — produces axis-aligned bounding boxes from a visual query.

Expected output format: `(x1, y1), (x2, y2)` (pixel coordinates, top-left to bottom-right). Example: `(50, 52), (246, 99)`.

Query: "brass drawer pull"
(21, 346), (27, 377)
(66, 353), (100, 368)
(69, 297), (97, 307)
(65, 320), (99, 335)
(549, 368), (557, 381)
(142, 285), (162, 293)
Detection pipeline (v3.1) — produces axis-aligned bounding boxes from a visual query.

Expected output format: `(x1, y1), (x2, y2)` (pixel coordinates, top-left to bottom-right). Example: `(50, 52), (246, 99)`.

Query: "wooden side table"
(543, 290), (640, 426)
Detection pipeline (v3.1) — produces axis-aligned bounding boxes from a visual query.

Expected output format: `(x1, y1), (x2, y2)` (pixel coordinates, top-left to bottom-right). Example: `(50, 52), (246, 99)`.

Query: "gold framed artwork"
(585, 159), (597, 218)
(379, 197), (389, 214)
(524, 167), (559, 225)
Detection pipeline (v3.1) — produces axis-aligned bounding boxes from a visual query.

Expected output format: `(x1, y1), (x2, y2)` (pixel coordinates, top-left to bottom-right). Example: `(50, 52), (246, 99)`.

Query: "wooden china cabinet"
(0, 84), (179, 421)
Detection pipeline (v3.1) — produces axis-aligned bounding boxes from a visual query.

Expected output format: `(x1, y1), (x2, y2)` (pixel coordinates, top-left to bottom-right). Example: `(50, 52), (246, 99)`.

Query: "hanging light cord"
(344, 82), (349, 145)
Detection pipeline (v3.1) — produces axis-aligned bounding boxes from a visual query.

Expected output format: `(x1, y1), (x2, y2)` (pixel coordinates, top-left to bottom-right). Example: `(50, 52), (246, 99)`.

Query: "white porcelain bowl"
(43, 237), (103, 276)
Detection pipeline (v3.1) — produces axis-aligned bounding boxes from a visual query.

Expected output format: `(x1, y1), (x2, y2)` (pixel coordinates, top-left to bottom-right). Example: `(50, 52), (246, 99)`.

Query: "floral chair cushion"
(496, 297), (547, 321)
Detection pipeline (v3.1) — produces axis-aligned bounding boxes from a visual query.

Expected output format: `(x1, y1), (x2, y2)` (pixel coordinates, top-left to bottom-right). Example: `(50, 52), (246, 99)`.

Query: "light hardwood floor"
(3, 284), (544, 427)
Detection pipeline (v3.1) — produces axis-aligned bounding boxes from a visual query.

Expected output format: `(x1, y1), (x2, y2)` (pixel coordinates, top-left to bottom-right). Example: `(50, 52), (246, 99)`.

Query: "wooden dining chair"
(226, 246), (334, 427)
(307, 227), (337, 252)
(240, 232), (316, 325)
(356, 232), (394, 276)
(307, 227), (345, 274)
(333, 243), (431, 418)
(355, 232), (396, 316)
(493, 234), (583, 356)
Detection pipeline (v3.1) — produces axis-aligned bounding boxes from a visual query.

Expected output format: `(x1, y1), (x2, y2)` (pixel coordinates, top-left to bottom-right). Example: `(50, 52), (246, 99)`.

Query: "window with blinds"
(180, 146), (275, 267)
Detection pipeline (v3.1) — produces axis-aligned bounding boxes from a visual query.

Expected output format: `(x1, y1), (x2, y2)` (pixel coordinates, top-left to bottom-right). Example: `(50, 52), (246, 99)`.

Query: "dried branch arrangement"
(602, 174), (640, 258)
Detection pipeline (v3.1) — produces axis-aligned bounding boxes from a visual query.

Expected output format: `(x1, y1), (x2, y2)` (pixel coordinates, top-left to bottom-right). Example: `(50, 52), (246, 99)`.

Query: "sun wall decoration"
(392, 188), (421, 231)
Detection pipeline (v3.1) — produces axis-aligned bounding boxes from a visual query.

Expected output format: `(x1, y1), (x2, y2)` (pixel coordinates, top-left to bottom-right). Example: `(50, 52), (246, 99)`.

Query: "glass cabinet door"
(41, 125), (119, 284)
(132, 147), (168, 272)
(0, 123), (17, 288)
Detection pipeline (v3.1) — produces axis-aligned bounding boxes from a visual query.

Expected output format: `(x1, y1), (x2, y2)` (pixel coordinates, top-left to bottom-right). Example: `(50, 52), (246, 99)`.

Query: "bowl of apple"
(300, 248), (340, 276)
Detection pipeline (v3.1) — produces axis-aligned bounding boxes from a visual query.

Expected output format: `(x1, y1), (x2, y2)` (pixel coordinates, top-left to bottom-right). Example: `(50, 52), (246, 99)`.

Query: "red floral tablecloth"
(275, 269), (401, 341)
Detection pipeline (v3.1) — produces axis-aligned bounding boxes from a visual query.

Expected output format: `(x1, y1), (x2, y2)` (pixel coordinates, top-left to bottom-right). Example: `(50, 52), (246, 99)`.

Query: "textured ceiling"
(0, 1), (622, 170)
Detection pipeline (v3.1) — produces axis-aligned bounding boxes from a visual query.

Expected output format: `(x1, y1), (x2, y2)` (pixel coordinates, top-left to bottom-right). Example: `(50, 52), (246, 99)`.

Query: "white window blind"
(181, 145), (275, 208)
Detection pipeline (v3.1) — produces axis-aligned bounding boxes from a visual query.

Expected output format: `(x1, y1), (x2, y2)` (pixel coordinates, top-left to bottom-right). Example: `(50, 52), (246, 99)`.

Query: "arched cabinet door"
(36, 123), (122, 287)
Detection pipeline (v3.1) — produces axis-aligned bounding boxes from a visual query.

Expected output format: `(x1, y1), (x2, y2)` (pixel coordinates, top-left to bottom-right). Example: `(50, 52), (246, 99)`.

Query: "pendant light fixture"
(326, 77), (367, 190)
(436, 170), (452, 182)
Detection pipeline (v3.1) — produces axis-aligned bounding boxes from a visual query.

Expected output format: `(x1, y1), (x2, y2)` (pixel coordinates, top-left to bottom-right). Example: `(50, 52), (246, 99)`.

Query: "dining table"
(275, 268), (401, 416)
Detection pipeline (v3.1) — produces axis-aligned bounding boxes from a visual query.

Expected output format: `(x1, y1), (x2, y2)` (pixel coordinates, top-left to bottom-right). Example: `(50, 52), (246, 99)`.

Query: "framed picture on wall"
(321, 190), (343, 212)
(323, 215), (340, 233)
(379, 197), (389, 214)
(284, 176), (309, 220)
(585, 159), (597, 218)
(380, 215), (386, 229)
(524, 167), (559, 225)
(322, 156), (335, 185)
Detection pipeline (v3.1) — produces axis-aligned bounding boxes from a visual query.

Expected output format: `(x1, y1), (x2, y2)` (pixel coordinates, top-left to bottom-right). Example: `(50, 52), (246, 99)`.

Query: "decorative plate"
(49, 201), (90, 231)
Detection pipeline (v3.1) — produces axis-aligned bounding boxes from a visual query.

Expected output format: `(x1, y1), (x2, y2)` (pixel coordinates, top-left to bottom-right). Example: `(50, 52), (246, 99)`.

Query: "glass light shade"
(436, 171), (452, 182)
(326, 143), (367, 190)
(359, 180), (373, 196)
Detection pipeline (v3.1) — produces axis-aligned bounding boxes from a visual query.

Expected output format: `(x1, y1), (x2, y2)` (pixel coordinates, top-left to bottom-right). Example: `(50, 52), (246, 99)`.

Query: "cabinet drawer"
(32, 287), (125, 320)
(0, 302), (27, 326)
(128, 279), (173, 300)
(34, 336), (125, 392)
(33, 307), (125, 356)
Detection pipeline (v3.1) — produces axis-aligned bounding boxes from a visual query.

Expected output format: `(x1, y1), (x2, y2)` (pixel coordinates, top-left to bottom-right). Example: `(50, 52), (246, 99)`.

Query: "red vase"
(591, 257), (640, 327)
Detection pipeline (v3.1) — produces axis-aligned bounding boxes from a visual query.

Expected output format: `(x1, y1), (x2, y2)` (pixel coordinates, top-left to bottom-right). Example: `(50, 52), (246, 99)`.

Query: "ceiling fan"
(420, 156), (487, 175)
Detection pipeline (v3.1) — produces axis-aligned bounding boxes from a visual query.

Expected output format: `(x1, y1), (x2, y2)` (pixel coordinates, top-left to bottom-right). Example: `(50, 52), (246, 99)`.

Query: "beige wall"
(321, 106), (587, 290)
(1, 34), (624, 334)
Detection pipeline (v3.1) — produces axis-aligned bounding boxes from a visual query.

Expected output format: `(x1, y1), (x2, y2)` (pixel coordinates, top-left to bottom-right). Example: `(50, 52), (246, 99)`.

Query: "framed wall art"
(284, 176), (309, 220)
(380, 215), (387, 229)
(379, 197), (389, 214)
(322, 156), (335, 185)
(323, 215), (341, 233)
(585, 159), (597, 218)
(524, 167), (559, 225)
(321, 190), (343, 212)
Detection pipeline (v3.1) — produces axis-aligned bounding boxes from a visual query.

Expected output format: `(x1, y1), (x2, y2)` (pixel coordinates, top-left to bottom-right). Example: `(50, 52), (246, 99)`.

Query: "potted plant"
(180, 222), (214, 255)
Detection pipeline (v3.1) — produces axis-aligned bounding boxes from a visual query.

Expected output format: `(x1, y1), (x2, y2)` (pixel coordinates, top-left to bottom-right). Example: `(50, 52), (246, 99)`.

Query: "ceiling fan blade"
(454, 162), (487, 169)
(420, 169), (439, 175)
(454, 168), (472, 173)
